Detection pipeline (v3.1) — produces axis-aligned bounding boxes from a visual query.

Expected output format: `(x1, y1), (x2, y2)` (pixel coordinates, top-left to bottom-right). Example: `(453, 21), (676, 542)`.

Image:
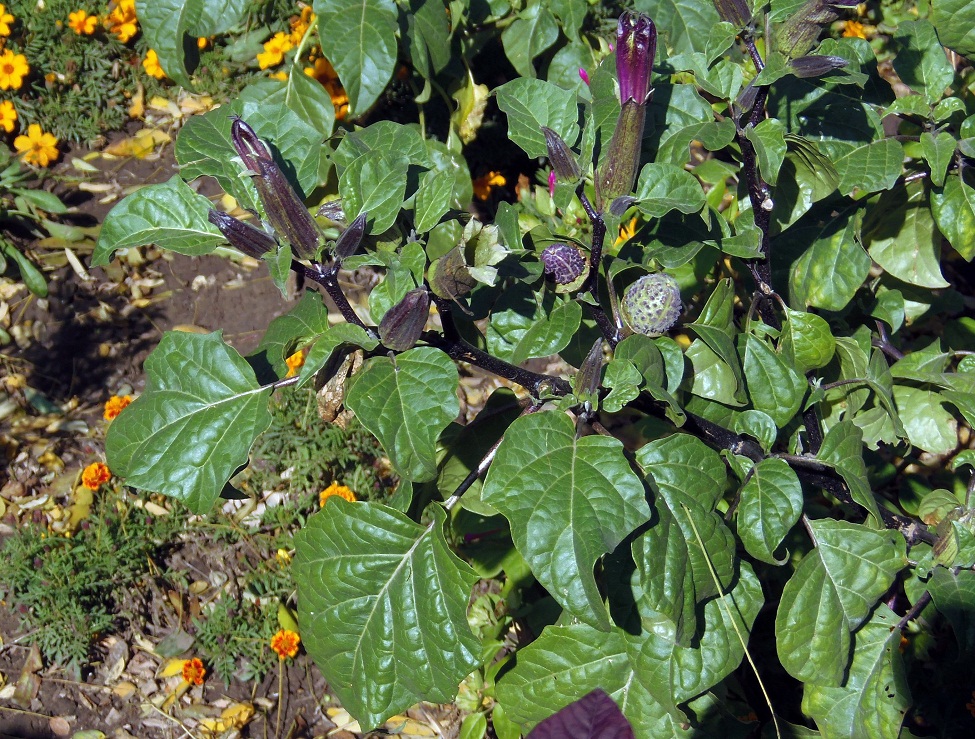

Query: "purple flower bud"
(616, 12), (656, 105)
(541, 126), (580, 182)
(621, 273), (682, 337)
(230, 117), (322, 260)
(789, 55), (849, 78)
(379, 288), (431, 351)
(208, 209), (277, 259)
(333, 211), (367, 260)
(548, 170), (557, 197)
(579, 68), (590, 86)
(712, 0), (751, 28)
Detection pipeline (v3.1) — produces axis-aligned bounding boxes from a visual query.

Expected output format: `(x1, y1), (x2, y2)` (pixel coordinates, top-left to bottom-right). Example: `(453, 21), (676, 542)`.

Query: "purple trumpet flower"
(616, 12), (656, 105)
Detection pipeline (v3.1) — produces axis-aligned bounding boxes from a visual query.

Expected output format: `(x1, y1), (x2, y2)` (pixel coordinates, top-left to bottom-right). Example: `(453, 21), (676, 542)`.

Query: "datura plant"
(92, 0), (975, 736)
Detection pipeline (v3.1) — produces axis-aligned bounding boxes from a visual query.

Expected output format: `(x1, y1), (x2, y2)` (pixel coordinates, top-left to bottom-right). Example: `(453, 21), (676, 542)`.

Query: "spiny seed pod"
(379, 288), (431, 351)
(540, 243), (588, 293)
(208, 210), (277, 259)
(621, 273), (682, 337)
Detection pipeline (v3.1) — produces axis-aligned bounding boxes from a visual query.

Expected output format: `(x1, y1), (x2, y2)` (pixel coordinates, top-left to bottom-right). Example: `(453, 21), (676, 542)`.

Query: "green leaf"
(865, 183), (950, 288)
(495, 79), (580, 159)
(633, 163), (706, 218)
(405, 0), (451, 75)
(737, 457), (803, 565)
(105, 332), (272, 513)
(253, 291), (332, 377)
(486, 286), (582, 365)
(745, 118), (787, 186)
(603, 360), (644, 413)
(927, 567), (975, 655)
(415, 170), (455, 233)
(314, 0), (398, 116)
(780, 308), (836, 374)
(932, 0), (975, 58)
(802, 606), (910, 739)
(481, 412), (651, 628)
(340, 150), (409, 233)
(686, 279), (746, 403)
(834, 139), (905, 196)
(772, 140), (840, 231)
(174, 106), (256, 211)
(684, 340), (743, 407)
(931, 171), (975, 261)
(734, 410), (778, 453)
(345, 348), (459, 482)
(297, 324), (380, 388)
(893, 20), (955, 105)
(775, 520), (907, 685)
(92, 176), (224, 266)
(500, 4), (559, 78)
(550, 0), (587, 43)
(742, 334), (806, 428)
(635, 0), (719, 55)
(294, 502), (480, 730)
(135, 0), (197, 88)
(817, 421), (882, 524)
(921, 131), (956, 188)
(893, 385), (957, 455)
(788, 207), (870, 311)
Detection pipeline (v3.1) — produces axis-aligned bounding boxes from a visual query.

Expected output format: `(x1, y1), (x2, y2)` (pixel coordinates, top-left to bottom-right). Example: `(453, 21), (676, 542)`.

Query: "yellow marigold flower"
(276, 548), (292, 565)
(112, 19), (138, 42)
(103, 394), (133, 421)
(319, 482), (356, 507)
(0, 99), (16, 133)
(142, 49), (166, 80)
(473, 171), (506, 201)
(257, 31), (294, 69)
(0, 49), (29, 91)
(14, 124), (59, 167)
(843, 20), (867, 39)
(269, 70), (288, 81)
(197, 37), (209, 50)
(285, 351), (305, 377)
(105, 1), (138, 43)
(181, 657), (206, 686)
(0, 4), (14, 36)
(68, 10), (98, 35)
(81, 462), (112, 490)
(615, 216), (638, 246)
(270, 629), (300, 659)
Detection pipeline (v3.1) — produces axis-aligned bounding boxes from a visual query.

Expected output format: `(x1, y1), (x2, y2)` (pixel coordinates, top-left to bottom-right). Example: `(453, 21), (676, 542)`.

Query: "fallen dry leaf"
(48, 715), (70, 736)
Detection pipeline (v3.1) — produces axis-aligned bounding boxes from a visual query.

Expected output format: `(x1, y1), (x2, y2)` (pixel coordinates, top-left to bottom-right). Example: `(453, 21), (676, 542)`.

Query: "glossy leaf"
(481, 412), (651, 628)
(745, 118), (787, 186)
(297, 324), (379, 388)
(927, 567), (975, 655)
(486, 286), (583, 365)
(340, 150), (410, 233)
(893, 21), (955, 105)
(737, 457), (803, 564)
(893, 385), (957, 456)
(921, 131), (956, 188)
(345, 348), (459, 482)
(834, 139), (904, 196)
(314, 0), (398, 116)
(931, 172), (975, 261)
(780, 308), (836, 374)
(294, 502), (480, 730)
(742, 334), (806, 428)
(932, 0), (975, 58)
(253, 291), (333, 377)
(788, 208), (870, 311)
(92, 176), (224, 266)
(776, 520), (907, 684)
(633, 163), (706, 218)
(105, 332), (273, 513)
(817, 421), (882, 524)
(802, 606), (910, 739)
(635, 0), (719, 55)
(495, 79), (580, 159)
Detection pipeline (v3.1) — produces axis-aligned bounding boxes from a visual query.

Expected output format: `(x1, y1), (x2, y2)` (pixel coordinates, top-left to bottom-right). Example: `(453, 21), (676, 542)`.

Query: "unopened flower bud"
(379, 288), (431, 351)
(789, 55), (848, 78)
(541, 126), (580, 182)
(540, 243), (588, 291)
(333, 211), (367, 260)
(230, 117), (322, 260)
(317, 199), (346, 223)
(208, 210), (277, 259)
(621, 273), (682, 337)
(712, 0), (751, 29)
(574, 338), (604, 405)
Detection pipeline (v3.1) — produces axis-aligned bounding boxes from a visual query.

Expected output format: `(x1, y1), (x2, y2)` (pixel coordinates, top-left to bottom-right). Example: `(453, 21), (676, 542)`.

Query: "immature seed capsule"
(620, 273), (682, 337)
(540, 243), (587, 287)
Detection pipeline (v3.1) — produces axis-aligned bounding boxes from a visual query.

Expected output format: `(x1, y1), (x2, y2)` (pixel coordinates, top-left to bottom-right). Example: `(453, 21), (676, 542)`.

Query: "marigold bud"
(621, 273), (682, 337)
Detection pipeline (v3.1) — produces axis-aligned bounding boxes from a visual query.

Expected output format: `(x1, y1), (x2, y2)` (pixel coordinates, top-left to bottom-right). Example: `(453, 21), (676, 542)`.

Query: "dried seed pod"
(208, 210), (277, 259)
(540, 243), (589, 293)
(620, 273), (682, 337)
(379, 288), (431, 351)
(429, 245), (477, 300)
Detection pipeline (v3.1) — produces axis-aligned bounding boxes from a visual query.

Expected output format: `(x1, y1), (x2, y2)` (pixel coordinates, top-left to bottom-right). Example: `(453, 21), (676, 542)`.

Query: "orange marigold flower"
(319, 482), (356, 507)
(285, 351), (305, 377)
(0, 49), (29, 91)
(81, 462), (112, 490)
(14, 123), (59, 167)
(270, 629), (300, 659)
(472, 171), (506, 201)
(182, 657), (206, 686)
(103, 395), (132, 421)
(197, 37), (209, 50)
(68, 10), (98, 35)
(142, 49), (166, 80)
(843, 20), (867, 39)
(0, 99), (16, 133)
(0, 3), (15, 36)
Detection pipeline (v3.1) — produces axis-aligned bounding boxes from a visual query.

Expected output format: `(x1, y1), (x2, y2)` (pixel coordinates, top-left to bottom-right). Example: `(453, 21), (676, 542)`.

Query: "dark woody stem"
(296, 260), (370, 331)
(578, 194), (621, 346)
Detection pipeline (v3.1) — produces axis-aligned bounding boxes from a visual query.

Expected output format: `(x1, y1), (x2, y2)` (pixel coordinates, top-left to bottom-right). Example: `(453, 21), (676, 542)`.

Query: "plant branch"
(895, 590), (931, 631)
(296, 260), (369, 331)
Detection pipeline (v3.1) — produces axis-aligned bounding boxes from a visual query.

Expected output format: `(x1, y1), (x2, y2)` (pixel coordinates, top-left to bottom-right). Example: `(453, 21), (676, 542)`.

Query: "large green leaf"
(834, 139), (904, 196)
(252, 291), (333, 377)
(105, 332), (273, 513)
(500, 3), (559, 78)
(927, 567), (975, 655)
(136, 0), (225, 87)
(892, 21), (956, 105)
(481, 412), (651, 628)
(294, 502), (480, 730)
(314, 0), (398, 115)
(633, 163), (706, 218)
(865, 183), (950, 289)
(345, 348), (459, 482)
(788, 208), (870, 311)
(817, 421), (882, 524)
(634, 0), (719, 55)
(931, 171), (975, 261)
(686, 279), (746, 403)
(737, 457), (803, 565)
(745, 118), (787, 186)
(780, 308), (836, 374)
(486, 285), (583, 365)
(893, 385), (957, 455)
(932, 0), (975, 58)
(802, 606), (911, 739)
(775, 519), (906, 685)
(297, 324), (380, 388)
(742, 334), (806, 428)
(339, 150), (410, 233)
(495, 79), (580, 159)
(92, 176), (224, 266)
